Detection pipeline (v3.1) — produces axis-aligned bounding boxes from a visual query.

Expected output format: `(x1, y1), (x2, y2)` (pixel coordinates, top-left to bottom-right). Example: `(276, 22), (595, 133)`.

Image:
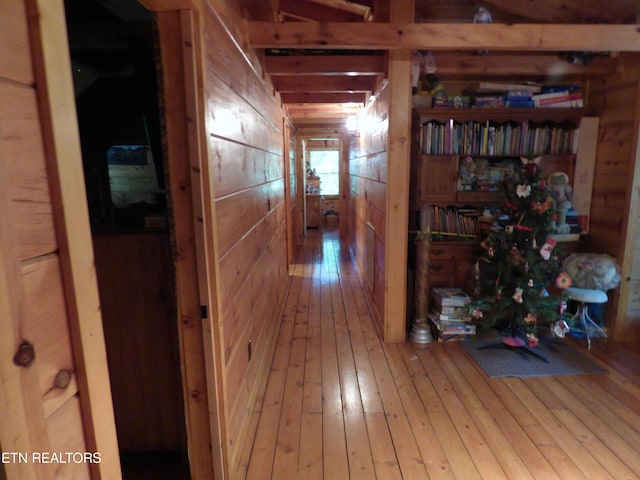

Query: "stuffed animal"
(547, 171), (573, 232)
(563, 253), (621, 291)
(548, 171), (573, 211)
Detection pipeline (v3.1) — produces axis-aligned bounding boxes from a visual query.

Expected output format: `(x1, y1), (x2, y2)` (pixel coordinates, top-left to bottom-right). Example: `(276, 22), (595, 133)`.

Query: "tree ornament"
(524, 312), (537, 325)
(521, 156), (541, 177)
(509, 247), (524, 265)
(531, 196), (553, 214)
(551, 320), (570, 338)
(528, 278), (534, 287)
(559, 300), (567, 315)
(539, 237), (557, 260)
(526, 332), (539, 347)
(516, 184), (532, 198)
(512, 287), (523, 303)
(555, 272), (572, 289)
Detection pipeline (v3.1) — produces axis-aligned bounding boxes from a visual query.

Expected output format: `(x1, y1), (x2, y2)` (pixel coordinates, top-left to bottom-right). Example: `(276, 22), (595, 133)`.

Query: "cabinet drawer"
(428, 275), (457, 289)
(428, 245), (476, 261)
(428, 260), (455, 275)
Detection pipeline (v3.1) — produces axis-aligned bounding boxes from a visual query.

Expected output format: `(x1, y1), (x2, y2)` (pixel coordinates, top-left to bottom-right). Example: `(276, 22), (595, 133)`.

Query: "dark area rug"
(461, 332), (609, 378)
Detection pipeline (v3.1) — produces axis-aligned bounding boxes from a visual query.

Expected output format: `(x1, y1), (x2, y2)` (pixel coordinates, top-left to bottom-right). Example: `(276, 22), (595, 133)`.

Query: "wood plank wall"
(202, 5), (289, 477)
(92, 233), (184, 452)
(0, 0), (118, 478)
(586, 52), (640, 341)
(347, 85), (389, 330)
(286, 120), (298, 265)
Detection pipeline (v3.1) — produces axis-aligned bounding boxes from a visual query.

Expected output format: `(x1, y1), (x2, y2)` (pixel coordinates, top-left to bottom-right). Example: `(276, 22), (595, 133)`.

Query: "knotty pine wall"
(587, 52), (640, 341)
(202, 4), (289, 476)
(347, 84), (390, 328)
(0, 1), (119, 479)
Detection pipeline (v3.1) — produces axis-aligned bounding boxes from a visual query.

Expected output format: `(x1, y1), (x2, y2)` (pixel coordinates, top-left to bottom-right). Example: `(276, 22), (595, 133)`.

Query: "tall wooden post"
(384, 0), (414, 342)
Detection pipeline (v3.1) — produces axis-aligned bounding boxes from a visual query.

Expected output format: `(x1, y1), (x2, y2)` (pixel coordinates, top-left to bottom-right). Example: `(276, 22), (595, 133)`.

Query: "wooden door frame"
(26, 0), (122, 478)
(155, 8), (225, 479)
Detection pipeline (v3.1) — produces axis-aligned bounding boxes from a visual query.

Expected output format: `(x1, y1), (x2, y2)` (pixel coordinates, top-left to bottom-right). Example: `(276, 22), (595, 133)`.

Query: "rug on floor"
(461, 333), (609, 378)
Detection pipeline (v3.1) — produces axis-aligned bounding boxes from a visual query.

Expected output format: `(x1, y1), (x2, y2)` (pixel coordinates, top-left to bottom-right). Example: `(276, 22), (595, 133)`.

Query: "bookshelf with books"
(412, 107), (584, 215)
(411, 106), (596, 314)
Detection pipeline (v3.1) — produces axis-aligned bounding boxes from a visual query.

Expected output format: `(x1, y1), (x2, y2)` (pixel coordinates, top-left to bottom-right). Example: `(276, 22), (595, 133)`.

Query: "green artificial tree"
(472, 156), (572, 349)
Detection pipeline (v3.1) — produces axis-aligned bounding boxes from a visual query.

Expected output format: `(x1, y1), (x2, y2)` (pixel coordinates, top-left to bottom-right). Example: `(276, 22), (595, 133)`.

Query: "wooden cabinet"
(306, 194), (321, 228)
(411, 107), (589, 307)
(418, 155), (458, 204)
(306, 176), (321, 228)
(415, 238), (481, 315)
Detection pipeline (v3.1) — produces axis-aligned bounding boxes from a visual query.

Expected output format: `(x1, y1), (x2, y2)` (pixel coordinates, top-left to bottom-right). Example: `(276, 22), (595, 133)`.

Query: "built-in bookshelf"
(422, 205), (481, 240)
(421, 118), (578, 157)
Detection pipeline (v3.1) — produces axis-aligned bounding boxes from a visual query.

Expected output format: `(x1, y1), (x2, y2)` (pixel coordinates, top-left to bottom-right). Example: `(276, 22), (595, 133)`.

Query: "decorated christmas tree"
(472, 156), (572, 347)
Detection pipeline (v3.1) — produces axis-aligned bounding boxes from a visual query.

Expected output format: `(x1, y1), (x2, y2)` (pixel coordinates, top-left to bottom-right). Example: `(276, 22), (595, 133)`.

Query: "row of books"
(421, 119), (578, 157)
(426, 205), (481, 239)
(429, 288), (476, 342)
(459, 82), (584, 109)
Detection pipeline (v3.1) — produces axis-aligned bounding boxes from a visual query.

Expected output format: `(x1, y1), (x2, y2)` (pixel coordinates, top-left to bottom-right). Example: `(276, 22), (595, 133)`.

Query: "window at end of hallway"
(309, 150), (339, 196)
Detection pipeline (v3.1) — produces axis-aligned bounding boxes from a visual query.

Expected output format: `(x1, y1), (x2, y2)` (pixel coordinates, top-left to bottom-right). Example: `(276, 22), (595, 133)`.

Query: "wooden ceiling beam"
(249, 22), (640, 51)
(280, 92), (367, 103)
(286, 104), (358, 119)
(264, 54), (385, 75)
(274, 75), (374, 91)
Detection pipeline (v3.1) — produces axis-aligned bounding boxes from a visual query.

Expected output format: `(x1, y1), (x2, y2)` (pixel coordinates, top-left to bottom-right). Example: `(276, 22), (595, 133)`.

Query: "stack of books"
(428, 288), (476, 342)
(531, 86), (583, 108)
(463, 81), (540, 108)
(460, 82), (584, 109)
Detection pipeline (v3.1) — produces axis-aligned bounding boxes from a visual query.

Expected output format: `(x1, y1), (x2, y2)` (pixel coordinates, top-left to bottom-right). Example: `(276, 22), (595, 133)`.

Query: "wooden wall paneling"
(47, 397), (91, 479)
(284, 119), (295, 266)
(295, 137), (306, 236)
(93, 233), (183, 452)
(0, 132), (51, 480)
(27, 0), (121, 477)
(156, 10), (216, 479)
(225, 212), (288, 470)
(22, 257), (77, 418)
(206, 40), (287, 480)
(204, 10), (282, 149)
(222, 271), (255, 364)
(206, 78), (280, 153)
(586, 53), (640, 340)
(617, 55), (640, 341)
(349, 151), (387, 183)
(0, 0), (33, 85)
(215, 179), (285, 257)
(210, 140), (284, 198)
(340, 133), (350, 239)
(572, 118), (599, 234)
(0, 82), (57, 261)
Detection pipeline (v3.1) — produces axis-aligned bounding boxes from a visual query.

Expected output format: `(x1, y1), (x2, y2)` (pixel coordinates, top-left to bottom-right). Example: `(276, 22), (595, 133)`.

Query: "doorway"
(64, 1), (190, 477)
(303, 136), (343, 230)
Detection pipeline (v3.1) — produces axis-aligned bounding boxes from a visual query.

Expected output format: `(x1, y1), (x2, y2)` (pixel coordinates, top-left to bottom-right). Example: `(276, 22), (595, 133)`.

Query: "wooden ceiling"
(239, 0), (639, 125)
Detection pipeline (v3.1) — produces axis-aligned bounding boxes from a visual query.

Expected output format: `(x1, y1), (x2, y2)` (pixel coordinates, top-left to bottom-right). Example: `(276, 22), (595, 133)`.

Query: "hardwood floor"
(238, 226), (640, 479)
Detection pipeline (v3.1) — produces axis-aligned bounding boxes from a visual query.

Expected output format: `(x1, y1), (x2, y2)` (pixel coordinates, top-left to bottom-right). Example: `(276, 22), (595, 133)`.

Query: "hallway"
(238, 227), (640, 480)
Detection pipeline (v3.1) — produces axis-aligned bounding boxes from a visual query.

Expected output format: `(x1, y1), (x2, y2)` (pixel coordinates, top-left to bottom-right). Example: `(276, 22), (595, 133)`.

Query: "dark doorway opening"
(64, 1), (190, 478)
